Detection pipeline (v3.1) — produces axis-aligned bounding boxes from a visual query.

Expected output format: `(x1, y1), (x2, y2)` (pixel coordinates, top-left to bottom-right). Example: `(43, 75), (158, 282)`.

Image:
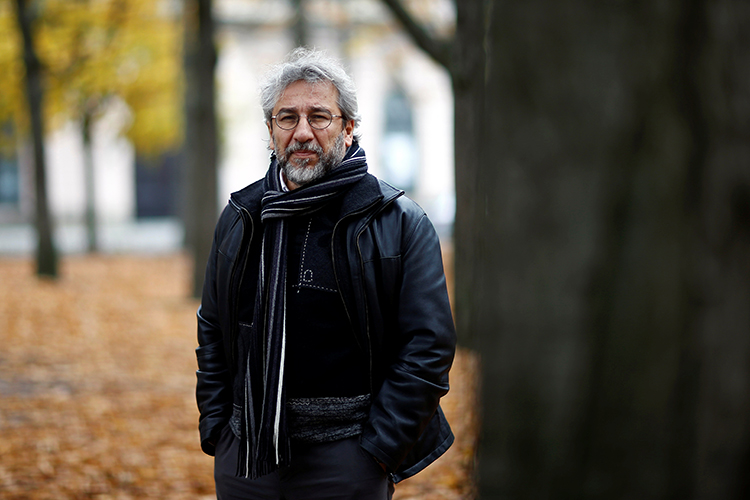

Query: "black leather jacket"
(195, 172), (456, 483)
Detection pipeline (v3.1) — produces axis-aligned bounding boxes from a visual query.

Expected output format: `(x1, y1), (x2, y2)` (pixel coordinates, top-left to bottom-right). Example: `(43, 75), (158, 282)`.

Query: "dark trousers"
(214, 424), (394, 500)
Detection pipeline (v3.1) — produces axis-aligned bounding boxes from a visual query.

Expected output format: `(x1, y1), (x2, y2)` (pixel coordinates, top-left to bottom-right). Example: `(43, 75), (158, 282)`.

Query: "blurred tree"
(40, 0), (182, 252)
(385, 0), (750, 498)
(478, 1), (750, 498)
(1, 0), (182, 254)
(12, 0), (58, 277)
(182, 0), (217, 299)
(290, 0), (309, 48)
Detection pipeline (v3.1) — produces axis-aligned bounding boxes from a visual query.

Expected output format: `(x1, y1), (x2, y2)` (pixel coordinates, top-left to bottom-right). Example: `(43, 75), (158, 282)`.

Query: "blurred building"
(0, 0), (454, 254)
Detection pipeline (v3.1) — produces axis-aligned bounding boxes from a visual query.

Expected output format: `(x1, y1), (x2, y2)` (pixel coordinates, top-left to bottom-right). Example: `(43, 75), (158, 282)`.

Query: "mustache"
(285, 142), (323, 155)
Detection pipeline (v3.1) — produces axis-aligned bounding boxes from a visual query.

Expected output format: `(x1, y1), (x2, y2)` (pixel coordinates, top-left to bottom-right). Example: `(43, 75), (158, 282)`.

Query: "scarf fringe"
(236, 427), (291, 479)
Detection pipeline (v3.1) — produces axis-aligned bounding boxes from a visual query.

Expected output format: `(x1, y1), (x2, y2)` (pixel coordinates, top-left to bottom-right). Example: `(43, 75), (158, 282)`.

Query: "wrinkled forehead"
(274, 79), (340, 112)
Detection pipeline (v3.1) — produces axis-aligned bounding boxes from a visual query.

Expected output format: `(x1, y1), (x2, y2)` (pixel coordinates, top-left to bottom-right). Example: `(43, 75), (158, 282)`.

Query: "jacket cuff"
(201, 437), (217, 457)
(199, 416), (227, 457)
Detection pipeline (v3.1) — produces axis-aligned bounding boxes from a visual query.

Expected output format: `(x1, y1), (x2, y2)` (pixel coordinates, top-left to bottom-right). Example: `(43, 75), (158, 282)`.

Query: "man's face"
(268, 80), (355, 189)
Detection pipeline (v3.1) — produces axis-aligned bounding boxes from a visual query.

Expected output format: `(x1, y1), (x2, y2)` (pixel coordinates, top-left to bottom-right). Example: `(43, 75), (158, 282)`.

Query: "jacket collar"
(229, 177), (265, 216)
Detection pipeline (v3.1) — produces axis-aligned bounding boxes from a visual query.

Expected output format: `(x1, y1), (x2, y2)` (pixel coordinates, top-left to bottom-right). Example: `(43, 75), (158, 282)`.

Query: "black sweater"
(284, 204), (369, 399)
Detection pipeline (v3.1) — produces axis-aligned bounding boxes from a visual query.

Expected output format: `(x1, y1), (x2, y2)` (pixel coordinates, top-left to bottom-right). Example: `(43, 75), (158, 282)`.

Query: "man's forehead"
(275, 80), (339, 109)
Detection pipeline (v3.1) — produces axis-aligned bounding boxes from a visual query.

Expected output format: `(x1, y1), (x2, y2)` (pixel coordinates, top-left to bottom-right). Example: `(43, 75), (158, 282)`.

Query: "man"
(195, 47), (456, 499)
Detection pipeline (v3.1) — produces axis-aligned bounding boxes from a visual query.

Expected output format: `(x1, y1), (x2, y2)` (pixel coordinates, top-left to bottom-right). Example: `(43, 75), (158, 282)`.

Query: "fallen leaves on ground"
(0, 254), (477, 499)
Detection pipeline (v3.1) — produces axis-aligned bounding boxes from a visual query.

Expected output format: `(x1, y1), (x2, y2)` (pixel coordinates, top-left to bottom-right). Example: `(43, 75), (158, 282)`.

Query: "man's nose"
(292, 116), (315, 143)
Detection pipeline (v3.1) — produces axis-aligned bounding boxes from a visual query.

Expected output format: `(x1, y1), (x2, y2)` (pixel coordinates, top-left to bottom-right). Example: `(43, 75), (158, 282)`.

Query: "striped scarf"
(239, 142), (368, 479)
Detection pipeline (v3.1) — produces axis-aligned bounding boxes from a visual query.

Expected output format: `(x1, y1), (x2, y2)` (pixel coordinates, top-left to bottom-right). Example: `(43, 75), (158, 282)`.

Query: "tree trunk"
(476, 1), (750, 498)
(183, 0), (218, 298)
(290, 0), (309, 48)
(451, 0), (485, 351)
(15, 0), (58, 278)
(82, 109), (98, 253)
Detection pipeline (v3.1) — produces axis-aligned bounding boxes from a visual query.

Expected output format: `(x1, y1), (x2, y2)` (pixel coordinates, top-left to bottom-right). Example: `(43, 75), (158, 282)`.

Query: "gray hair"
(260, 47), (361, 140)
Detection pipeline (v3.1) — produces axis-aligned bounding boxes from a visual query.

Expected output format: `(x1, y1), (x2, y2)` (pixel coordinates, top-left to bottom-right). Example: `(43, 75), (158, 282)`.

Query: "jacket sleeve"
(359, 210), (457, 473)
(195, 215), (233, 456)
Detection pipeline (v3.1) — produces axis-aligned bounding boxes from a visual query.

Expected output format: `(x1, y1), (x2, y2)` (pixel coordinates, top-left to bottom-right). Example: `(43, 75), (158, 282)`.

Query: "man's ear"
(267, 121), (275, 150)
(344, 119), (355, 147)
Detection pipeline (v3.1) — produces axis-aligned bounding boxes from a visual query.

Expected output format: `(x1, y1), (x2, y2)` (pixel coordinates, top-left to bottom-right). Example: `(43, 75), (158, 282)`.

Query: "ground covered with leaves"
(0, 254), (476, 499)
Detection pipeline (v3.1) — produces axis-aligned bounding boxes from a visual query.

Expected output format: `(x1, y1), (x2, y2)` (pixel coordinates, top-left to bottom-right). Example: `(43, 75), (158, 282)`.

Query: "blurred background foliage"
(0, 0), (182, 157)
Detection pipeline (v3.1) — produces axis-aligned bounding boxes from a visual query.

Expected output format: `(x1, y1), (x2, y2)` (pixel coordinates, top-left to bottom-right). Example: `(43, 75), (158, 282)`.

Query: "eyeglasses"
(271, 110), (343, 131)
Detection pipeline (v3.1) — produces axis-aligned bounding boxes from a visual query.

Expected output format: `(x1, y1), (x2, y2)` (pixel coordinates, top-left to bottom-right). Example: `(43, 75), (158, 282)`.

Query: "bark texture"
(476, 1), (750, 498)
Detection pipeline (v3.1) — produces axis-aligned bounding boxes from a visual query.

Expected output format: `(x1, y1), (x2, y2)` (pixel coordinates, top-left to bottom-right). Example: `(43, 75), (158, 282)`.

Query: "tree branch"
(380, 0), (453, 72)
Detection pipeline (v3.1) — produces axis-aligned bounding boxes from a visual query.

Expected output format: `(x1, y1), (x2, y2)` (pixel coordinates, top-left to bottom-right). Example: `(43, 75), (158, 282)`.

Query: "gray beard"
(277, 132), (347, 187)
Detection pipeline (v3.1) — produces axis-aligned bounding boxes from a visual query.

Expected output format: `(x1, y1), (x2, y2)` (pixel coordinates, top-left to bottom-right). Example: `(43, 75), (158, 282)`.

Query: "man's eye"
(278, 114), (298, 124)
(310, 114), (329, 124)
